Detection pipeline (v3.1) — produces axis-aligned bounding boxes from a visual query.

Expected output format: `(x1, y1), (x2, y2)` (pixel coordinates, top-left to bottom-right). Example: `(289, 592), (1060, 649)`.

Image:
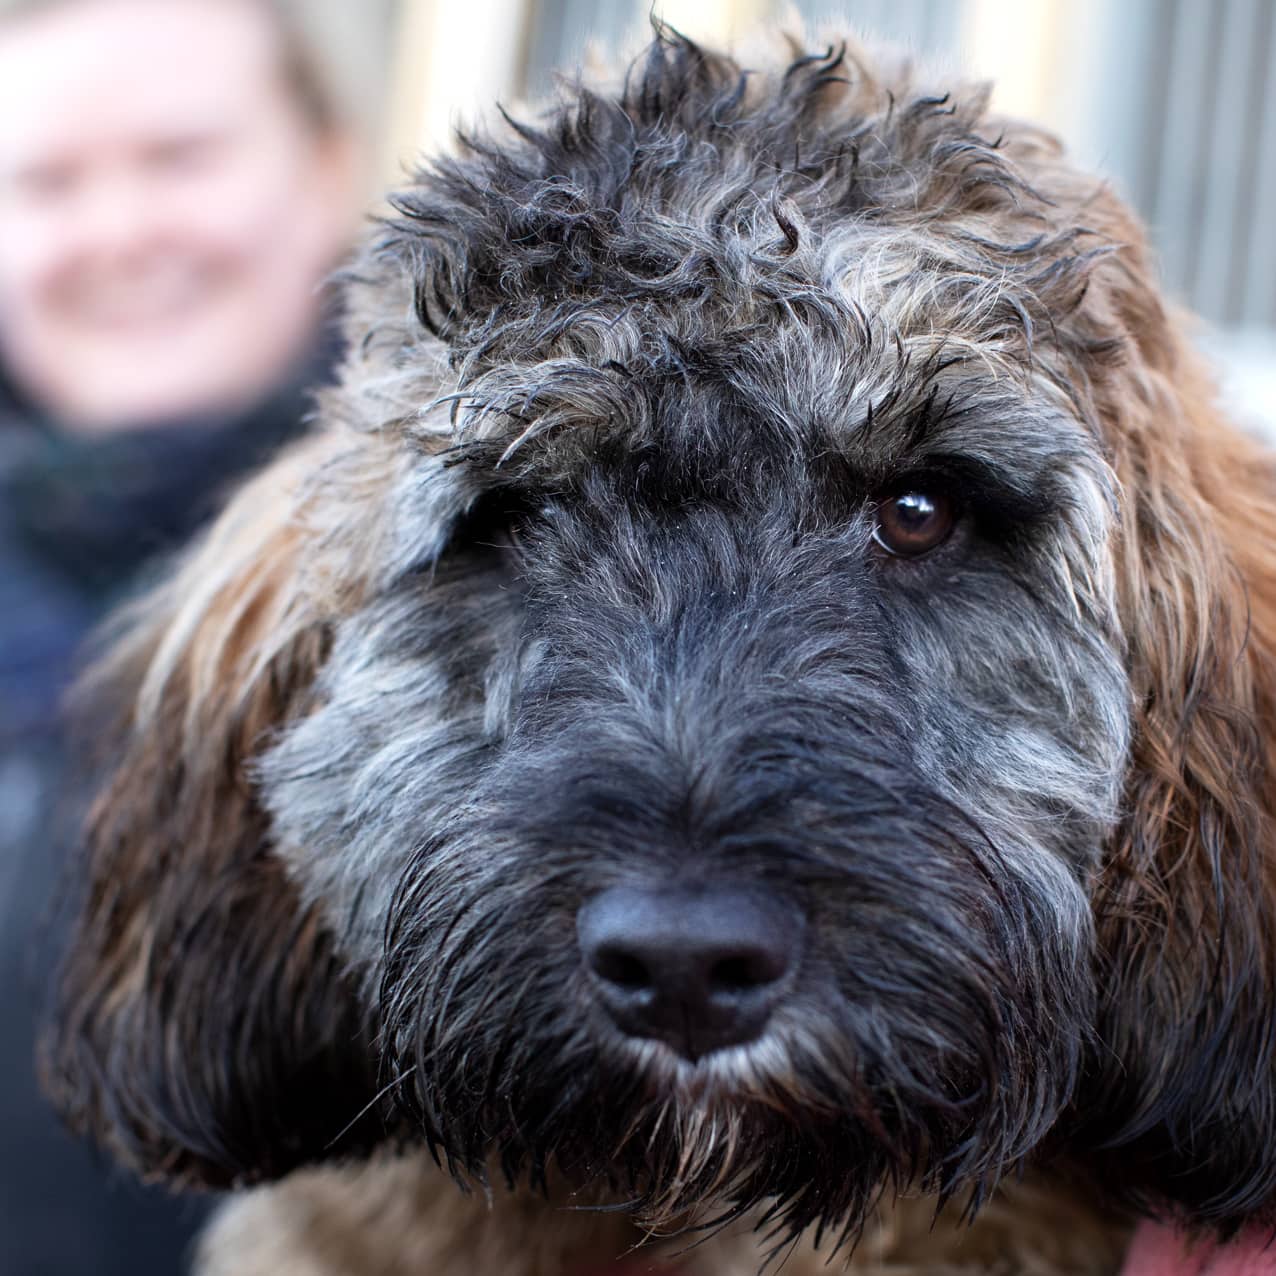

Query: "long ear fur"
(1075, 193), (1276, 1225)
(41, 434), (397, 1188)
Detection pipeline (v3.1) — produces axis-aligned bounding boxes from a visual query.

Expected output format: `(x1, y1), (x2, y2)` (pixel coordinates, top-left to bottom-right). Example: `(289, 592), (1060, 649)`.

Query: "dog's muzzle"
(577, 885), (805, 1060)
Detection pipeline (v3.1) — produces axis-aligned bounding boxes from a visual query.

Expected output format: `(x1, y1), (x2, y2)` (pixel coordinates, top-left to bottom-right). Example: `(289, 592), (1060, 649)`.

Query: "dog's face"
(46, 34), (1276, 1249)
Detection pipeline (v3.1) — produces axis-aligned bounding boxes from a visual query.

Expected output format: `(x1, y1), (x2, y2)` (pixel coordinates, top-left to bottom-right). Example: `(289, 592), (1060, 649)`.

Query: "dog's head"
(44, 32), (1276, 1247)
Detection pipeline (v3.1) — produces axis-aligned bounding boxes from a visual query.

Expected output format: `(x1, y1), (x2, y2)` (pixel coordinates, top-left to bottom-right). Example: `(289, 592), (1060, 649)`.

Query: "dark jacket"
(0, 343), (335, 1275)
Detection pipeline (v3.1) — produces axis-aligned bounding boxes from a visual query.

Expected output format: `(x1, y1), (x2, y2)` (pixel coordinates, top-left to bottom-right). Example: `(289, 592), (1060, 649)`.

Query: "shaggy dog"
(43, 30), (1276, 1276)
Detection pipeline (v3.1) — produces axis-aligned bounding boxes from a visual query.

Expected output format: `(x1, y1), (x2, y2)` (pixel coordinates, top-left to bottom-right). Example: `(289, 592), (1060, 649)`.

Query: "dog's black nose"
(577, 886), (803, 1061)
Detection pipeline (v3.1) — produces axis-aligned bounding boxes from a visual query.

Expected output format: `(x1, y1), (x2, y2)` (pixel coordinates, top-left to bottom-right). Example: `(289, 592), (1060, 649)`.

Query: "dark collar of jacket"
(0, 327), (339, 606)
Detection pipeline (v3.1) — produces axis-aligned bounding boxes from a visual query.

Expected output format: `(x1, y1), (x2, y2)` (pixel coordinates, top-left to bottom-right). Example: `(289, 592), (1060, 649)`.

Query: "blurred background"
(0, 1), (1270, 1273)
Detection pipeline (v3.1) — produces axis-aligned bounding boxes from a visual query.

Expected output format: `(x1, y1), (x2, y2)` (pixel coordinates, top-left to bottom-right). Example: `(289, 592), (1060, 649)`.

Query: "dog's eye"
(873, 491), (955, 557)
(451, 488), (542, 558)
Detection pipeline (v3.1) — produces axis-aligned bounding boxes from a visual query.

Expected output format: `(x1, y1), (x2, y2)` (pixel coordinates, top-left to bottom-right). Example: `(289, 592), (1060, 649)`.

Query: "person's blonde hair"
(0, 0), (350, 135)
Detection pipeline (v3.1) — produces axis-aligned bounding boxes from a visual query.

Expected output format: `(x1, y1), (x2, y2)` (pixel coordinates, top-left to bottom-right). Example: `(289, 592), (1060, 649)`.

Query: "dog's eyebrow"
(836, 365), (973, 461)
(900, 451), (1063, 529)
(829, 361), (1094, 524)
(863, 378), (968, 448)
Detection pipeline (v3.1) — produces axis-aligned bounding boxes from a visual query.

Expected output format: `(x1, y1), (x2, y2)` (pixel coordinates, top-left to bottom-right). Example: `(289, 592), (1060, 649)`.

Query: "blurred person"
(0, 0), (367, 1270)
(0, 0), (359, 429)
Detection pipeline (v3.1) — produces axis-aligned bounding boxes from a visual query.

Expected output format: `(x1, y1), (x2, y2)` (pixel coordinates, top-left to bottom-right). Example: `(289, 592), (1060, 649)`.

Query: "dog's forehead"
(447, 285), (1096, 504)
(383, 42), (1121, 512)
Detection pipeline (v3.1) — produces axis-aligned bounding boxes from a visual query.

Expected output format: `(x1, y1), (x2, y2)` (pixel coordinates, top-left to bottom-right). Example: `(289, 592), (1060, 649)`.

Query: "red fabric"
(1122, 1222), (1276, 1276)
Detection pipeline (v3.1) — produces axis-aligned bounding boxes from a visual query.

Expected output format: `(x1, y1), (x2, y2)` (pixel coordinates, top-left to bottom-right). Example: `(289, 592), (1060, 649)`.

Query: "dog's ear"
(41, 435), (393, 1189)
(1077, 198), (1276, 1223)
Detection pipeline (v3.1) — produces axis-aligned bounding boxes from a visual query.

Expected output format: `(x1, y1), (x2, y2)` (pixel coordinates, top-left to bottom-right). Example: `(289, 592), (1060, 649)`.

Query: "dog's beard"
(379, 791), (1094, 1251)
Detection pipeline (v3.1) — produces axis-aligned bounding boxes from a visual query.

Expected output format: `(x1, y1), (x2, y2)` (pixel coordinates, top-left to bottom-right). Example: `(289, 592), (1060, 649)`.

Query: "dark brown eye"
(873, 491), (955, 557)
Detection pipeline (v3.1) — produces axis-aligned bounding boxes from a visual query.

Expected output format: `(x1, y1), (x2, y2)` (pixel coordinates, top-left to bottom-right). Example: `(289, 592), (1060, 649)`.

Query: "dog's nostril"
(591, 946), (654, 991)
(709, 952), (781, 993)
(577, 885), (804, 1061)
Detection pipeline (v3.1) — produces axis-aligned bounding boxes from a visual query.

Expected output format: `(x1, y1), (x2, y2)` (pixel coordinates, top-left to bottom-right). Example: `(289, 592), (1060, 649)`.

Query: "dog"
(41, 29), (1276, 1276)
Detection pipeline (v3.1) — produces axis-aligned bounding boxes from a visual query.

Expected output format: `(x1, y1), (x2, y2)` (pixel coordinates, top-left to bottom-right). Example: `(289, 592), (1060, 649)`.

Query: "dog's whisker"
(322, 1065), (420, 1153)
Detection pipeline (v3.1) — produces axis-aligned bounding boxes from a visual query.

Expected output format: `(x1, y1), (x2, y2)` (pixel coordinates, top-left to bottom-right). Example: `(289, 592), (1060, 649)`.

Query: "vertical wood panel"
(1239, 4), (1276, 324)
(1193, 0), (1260, 319)
(1152, 0), (1216, 297)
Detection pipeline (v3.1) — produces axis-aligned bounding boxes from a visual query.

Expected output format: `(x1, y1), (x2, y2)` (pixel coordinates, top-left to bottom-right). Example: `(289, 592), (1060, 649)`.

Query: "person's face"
(0, 0), (357, 431)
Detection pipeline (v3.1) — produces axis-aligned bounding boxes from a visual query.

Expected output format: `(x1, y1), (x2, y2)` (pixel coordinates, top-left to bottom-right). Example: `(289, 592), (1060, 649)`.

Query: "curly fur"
(41, 28), (1276, 1275)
